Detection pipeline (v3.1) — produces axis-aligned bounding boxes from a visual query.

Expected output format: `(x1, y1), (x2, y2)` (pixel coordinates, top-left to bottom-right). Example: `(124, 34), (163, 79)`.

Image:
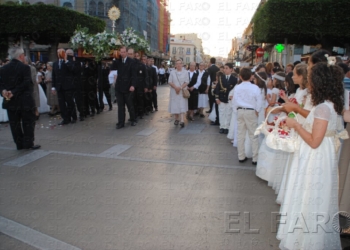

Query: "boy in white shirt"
(233, 67), (262, 165)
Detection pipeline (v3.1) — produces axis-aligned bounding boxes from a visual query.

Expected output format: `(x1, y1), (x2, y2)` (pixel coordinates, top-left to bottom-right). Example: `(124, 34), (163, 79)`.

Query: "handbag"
(255, 106), (299, 152)
(175, 71), (190, 99)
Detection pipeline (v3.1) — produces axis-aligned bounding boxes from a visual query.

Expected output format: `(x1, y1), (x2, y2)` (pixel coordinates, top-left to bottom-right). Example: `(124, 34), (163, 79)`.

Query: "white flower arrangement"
(69, 26), (150, 61)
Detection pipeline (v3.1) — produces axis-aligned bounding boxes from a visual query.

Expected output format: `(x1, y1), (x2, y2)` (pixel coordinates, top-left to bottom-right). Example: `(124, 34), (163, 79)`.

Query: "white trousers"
(237, 109), (259, 162)
(219, 102), (232, 129)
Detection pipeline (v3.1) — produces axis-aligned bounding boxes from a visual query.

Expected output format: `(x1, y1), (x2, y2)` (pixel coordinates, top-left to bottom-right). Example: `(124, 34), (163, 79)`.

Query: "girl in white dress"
(277, 62), (345, 250)
(253, 72), (268, 146)
(276, 64), (311, 204)
(256, 73), (289, 183)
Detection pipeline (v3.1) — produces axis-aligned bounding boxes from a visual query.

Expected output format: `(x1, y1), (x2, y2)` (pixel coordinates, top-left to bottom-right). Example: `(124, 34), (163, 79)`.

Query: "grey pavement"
(0, 85), (341, 250)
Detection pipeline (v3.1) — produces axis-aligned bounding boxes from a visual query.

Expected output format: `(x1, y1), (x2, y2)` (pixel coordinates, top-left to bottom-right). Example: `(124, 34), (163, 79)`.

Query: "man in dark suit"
(66, 49), (85, 121)
(144, 57), (154, 115)
(97, 61), (112, 112)
(133, 52), (149, 119)
(0, 47), (40, 150)
(187, 62), (199, 120)
(207, 57), (220, 125)
(147, 57), (158, 113)
(115, 46), (137, 129)
(215, 63), (237, 134)
(52, 49), (78, 125)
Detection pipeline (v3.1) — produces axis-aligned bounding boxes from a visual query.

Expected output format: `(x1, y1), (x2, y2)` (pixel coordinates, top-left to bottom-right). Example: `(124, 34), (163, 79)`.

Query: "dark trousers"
(7, 109), (36, 149)
(144, 92), (153, 113)
(152, 88), (158, 110)
(75, 89), (85, 118)
(57, 89), (77, 122)
(134, 89), (145, 117)
(116, 90), (135, 124)
(87, 88), (97, 114)
(208, 89), (214, 112)
(215, 103), (220, 123)
(98, 86), (112, 110)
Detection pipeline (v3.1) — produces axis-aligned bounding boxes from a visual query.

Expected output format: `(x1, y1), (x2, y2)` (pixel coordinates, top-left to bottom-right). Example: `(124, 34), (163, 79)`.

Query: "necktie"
(123, 58), (125, 64)
(226, 76), (229, 81)
(59, 59), (62, 69)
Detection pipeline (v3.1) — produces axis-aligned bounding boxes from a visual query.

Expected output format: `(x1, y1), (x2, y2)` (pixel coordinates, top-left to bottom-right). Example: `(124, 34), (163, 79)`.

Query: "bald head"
(66, 49), (74, 56)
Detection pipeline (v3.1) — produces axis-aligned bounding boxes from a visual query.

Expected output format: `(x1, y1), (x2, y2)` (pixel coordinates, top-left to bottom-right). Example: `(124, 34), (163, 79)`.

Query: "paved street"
(0, 85), (282, 250)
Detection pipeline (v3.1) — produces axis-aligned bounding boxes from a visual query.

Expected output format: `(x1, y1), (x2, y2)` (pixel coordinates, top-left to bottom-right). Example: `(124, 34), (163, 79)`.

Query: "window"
(88, 0), (96, 15)
(98, 1), (104, 16)
(186, 57), (190, 63)
(63, 2), (73, 8)
(172, 47), (176, 54)
(178, 47), (184, 55)
(186, 48), (191, 55)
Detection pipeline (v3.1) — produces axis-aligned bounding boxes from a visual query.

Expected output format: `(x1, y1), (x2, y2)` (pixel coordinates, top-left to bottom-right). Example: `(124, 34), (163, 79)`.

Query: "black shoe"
(139, 116), (143, 119)
(239, 157), (248, 163)
(155, 108), (158, 111)
(90, 113), (95, 117)
(96, 110), (100, 114)
(25, 145), (41, 150)
(145, 112), (149, 115)
(224, 129), (229, 134)
(113, 100), (117, 104)
(252, 161), (257, 165)
(116, 123), (124, 129)
(131, 122), (137, 126)
(206, 110), (211, 113)
(219, 128), (224, 134)
(109, 107), (113, 111)
(194, 112), (199, 116)
(211, 121), (220, 126)
(79, 117), (84, 121)
(35, 115), (40, 121)
(180, 122), (185, 128)
(199, 114), (205, 118)
(71, 119), (77, 124)
(150, 110), (154, 113)
(58, 120), (70, 125)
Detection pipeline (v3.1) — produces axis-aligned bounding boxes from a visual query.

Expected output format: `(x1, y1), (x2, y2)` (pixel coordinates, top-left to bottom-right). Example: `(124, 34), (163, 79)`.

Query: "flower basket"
(255, 106), (299, 152)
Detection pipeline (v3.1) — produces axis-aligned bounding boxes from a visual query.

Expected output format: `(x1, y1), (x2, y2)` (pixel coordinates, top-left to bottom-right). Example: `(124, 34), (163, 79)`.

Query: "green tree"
(253, 0), (350, 52)
(0, 3), (105, 59)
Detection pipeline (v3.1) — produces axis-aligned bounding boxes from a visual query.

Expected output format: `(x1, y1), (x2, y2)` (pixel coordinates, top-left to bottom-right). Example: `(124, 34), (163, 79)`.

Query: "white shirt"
(158, 68), (165, 74)
(194, 70), (210, 89)
(108, 70), (118, 84)
(233, 81), (262, 112)
(152, 65), (158, 74)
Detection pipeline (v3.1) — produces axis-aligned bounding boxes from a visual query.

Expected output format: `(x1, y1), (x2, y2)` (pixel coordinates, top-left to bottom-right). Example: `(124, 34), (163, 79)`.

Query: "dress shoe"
(116, 123), (125, 129)
(194, 112), (199, 116)
(90, 113), (95, 117)
(25, 145), (41, 150)
(150, 110), (154, 113)
(239, 157), (248, 163)
(252, 161), (257, 165)
(96, 110), (100, 114)
(199, 114), (205, 118)
(131, 122), (137, 126)
(109, 107), (113, 111)
(58, 120), (70, 125)
(113, 100), (117, 104)
(139, 116), (143, 119)
(79, 117), (85, 121)
(211, 121), (220, 126)
(155, 108), (158, 111)
(219, 128), (224, 134)
(180, 122), (185, 128)
(206, 110), (211, 113)
(71, 119), (77, 124)
(224, 129), (229, 134)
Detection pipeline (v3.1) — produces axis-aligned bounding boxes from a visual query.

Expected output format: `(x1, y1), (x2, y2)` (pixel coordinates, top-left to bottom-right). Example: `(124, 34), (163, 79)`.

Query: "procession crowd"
(2, 45), (350, 249)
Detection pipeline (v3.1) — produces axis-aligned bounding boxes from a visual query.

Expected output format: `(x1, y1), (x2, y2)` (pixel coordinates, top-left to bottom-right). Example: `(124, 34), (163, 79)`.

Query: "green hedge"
(253, 0), (350, 48)
(0, 3), (106, 43)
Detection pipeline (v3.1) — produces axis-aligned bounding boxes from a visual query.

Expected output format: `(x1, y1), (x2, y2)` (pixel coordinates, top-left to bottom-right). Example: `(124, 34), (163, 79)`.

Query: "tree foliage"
(0, 3), (106, 44)
(253, 0), (350, 48)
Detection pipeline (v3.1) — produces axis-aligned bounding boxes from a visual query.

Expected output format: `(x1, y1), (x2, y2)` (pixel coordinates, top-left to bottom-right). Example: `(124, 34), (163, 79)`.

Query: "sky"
(168, 0), (261, 57)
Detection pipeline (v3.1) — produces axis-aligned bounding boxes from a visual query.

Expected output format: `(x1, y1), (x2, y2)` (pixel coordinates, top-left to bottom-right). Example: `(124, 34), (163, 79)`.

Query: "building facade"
(173, 33), (203, 62)
(169, 37), (195, 65)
